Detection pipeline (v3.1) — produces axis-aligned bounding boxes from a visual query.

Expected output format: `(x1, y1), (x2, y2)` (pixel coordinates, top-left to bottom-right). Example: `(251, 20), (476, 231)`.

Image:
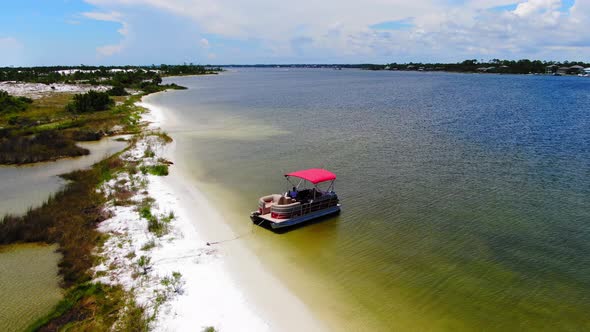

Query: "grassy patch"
(0, 90), (145, 165)
(137, 199), (169, 236)
(137, 255), (152, 275)
(0, 90), (33, 113)
(148, 216), (168, 237)
(140, 164), (169, 176)
(152, 130), (173, 144)
(140, 239), (156, 251)
(144, 145), (155, 158)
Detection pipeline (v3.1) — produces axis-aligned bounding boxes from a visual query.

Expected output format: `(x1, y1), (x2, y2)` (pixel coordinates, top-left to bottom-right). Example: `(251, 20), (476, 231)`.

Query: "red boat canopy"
(285, 168), (337, 184)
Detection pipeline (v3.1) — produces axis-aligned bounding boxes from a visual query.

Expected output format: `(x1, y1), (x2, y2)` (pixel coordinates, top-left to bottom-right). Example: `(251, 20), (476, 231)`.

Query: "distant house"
(477, 67), (496, 73)
(546, 64), (558, 74)
(557, 67), (570, 75)
(569, 65), (585, 74)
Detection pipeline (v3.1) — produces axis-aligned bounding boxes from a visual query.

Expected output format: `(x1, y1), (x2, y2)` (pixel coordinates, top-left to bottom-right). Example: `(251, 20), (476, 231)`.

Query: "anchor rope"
(206, 219), (265, 246)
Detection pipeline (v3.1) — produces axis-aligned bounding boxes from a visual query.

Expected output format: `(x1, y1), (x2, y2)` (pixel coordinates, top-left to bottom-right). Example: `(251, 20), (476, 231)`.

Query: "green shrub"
(7, 115), (36, 127)
(137, 255), (152, 274)
(147, 216), (168, 236)
(0, 91), (33, 114)
(148, 164), (168, 176)
(139, 205), (152, 219)
(0, 131), (89, 164)
(66, 91), (114, 113)
(107, 85), (129, 96)
(144, 146), (155, 158)
(139, 164), (169, 176)
(140, 239), (156, 251)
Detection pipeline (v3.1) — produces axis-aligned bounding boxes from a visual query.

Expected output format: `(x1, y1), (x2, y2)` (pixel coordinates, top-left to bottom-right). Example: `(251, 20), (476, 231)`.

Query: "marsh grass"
(0, 150), (148, 330)
(140, 239), (156, 251)
(144, 145), (155, 158)
(0, 85), (183, 329)
(140, 164), (169, 176)
(137, 198), (169, 236)
(137, 255), (152, 275)
(26, 283), (148, 332)
(0, 92), (144, 165)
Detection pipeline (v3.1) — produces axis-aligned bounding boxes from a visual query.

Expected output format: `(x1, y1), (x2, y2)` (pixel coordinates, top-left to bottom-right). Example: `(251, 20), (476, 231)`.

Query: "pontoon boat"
(250, 168), (341, 230)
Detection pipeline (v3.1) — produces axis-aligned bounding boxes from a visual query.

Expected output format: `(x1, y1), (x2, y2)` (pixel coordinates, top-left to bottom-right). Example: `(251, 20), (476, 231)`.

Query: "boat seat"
(259, 195), (297, 214)
(277, 196), (295, 205)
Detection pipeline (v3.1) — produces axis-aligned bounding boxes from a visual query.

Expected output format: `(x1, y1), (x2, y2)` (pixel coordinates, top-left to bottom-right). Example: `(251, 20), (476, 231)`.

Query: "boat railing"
(271, 194), (338, 219)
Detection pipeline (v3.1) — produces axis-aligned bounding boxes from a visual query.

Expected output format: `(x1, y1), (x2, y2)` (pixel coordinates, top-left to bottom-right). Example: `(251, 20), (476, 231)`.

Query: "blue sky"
(0, 0), (588, 66)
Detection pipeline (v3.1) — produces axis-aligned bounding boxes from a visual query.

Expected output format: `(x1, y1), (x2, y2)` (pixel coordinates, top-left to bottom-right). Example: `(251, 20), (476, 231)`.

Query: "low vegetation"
(137, 196), (173, 237)
(0, 63), (213, 165)
(107, 84), (129, 96)
(0, 91), (142, 164)
(0, 90), (33, 113)
(65, 90), (114, 113)
(26, 283), (147, 332)
(140, 164), (169, 176)
(0, 130), (89, 164)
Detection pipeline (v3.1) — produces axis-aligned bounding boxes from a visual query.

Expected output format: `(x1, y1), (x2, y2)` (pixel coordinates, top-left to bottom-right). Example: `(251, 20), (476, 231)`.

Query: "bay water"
(150, 69), (590, 331)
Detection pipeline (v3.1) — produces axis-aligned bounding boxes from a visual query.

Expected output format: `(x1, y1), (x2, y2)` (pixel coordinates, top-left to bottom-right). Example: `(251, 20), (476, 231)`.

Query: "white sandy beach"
(95, 97), (324, 331)
(0, 82), (110, 99)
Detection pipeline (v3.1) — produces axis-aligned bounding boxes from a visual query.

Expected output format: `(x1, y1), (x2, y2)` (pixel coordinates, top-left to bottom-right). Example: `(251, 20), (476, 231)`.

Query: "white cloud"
(513, 0), (561, 17)
(83, 11), (129, 56)
(82, 0), (590, 62)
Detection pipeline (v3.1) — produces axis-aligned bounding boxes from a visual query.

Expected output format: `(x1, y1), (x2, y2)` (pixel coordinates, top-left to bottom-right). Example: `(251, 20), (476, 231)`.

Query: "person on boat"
(289, 187), (298, 199)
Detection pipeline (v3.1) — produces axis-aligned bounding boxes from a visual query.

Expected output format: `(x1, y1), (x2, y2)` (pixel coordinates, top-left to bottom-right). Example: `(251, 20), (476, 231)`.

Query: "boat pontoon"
(250, 168), (341, 230)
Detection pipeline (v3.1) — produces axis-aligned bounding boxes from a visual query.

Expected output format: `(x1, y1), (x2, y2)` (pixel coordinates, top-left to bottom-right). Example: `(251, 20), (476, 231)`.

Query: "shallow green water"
(152, 69), (590, 331)
(0, 243), (62, 332)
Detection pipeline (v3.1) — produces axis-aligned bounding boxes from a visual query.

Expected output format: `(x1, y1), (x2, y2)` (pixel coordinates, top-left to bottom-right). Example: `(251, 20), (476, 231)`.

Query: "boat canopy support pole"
(286, 177), (304, 190)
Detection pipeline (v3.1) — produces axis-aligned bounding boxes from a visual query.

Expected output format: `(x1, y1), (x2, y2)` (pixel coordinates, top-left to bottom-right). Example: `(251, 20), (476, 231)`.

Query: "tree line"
(361, 59), (590, 74)
(0, 64), (222, 86)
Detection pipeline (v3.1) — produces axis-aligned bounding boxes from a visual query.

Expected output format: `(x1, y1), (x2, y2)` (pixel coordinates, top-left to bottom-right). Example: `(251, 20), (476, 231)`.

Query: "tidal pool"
(0, 136), (128, 217)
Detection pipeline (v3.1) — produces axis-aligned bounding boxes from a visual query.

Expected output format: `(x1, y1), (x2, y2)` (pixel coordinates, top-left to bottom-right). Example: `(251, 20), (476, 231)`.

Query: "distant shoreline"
(219, 62), (590, 76)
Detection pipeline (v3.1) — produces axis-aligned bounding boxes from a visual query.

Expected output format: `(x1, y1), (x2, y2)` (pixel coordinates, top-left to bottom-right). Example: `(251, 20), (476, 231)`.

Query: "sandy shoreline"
(96, 95), (324, 331)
